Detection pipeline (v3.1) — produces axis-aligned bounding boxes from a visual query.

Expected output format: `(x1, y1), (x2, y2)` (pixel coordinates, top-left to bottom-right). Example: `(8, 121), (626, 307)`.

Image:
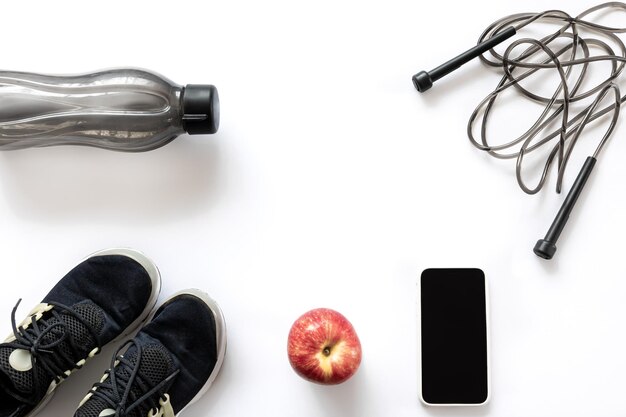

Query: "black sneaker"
(0, 248), (161, 417)
(75, 289), (226, 417)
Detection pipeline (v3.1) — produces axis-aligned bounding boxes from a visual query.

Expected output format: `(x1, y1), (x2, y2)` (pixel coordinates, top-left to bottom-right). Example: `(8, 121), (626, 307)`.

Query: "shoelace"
(89, 340), (179, 417)
(2, 299), (101, 401)
(7, 406), (27, 417)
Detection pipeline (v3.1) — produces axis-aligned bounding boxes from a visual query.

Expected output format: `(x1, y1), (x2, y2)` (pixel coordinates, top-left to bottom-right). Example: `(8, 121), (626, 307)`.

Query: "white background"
(2, 1), (626, 416)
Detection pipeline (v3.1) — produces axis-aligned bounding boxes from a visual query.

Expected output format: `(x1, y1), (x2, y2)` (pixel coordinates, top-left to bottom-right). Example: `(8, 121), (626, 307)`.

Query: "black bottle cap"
(182, 84), (220, 135)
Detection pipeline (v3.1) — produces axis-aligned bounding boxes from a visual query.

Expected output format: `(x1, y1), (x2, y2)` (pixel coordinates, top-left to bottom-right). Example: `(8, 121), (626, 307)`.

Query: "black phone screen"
(420, 268), (489, 405)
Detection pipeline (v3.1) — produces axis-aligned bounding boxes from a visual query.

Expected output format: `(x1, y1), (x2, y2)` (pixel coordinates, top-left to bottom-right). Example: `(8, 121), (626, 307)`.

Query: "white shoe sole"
(24, 248), (162, 417)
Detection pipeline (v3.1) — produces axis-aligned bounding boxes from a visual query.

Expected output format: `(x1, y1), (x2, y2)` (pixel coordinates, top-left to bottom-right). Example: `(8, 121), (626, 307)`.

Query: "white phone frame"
(418, 268), (491, 407)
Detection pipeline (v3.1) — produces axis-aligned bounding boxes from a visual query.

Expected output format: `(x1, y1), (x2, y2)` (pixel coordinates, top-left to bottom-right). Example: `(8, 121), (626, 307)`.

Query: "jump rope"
(413, 2), (626, 259)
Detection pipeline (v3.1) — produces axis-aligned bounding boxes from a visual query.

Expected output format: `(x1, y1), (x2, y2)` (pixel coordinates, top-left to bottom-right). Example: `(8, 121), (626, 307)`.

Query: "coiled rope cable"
(469, 2), (625, 195)
(413, 2), (626, 258)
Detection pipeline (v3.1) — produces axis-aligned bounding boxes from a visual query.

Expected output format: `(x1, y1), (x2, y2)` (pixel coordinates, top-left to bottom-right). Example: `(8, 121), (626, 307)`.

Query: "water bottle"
(0, 68), (219, 151)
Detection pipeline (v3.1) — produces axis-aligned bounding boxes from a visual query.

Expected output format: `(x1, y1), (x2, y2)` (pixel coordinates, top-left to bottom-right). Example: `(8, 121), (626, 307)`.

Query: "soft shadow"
(0, 135), (223, 225)
(311, 370), (373, 417)
(421, 402), (492, 417)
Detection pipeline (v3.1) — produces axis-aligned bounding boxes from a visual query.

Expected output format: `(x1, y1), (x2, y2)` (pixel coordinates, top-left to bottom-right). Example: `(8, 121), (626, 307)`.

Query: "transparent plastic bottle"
(0, 68), (219, 151)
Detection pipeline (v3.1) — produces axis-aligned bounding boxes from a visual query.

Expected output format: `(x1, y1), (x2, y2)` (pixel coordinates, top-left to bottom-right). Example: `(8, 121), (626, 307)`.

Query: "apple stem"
(323, 346), (331, 356)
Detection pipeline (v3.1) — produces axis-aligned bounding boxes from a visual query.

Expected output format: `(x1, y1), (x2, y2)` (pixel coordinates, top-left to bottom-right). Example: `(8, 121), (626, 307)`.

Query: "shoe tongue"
(75, 341), (175, 417)
(0, 302), (104, 403)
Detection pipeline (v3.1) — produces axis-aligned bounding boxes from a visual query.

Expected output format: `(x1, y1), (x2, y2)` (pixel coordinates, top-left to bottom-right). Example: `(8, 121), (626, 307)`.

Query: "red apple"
(287, 308), (362, 385)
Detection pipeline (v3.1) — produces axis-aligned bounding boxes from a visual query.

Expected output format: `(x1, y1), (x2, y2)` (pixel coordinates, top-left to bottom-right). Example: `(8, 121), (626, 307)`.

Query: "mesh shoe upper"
(141, 294), (220, 413)
(0, 301), (105, 417)
(75, 337), (177, 417)
(0, 253), (157, 417)
(75, 292), (224, 417)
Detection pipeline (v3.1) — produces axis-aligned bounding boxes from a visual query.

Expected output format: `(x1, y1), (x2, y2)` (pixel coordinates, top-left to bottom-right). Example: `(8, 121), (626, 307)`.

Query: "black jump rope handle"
(412, 26), (516, 92)
(534, 157), (597, 260)
(413, 26), (597, 259)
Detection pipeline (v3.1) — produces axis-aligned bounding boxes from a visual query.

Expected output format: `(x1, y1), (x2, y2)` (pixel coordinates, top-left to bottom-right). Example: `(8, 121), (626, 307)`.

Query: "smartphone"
(419, 268), (490, 406)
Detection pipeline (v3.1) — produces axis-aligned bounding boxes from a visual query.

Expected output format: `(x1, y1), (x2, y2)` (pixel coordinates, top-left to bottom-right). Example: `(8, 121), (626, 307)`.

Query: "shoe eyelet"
(159, 393), (170, 406)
